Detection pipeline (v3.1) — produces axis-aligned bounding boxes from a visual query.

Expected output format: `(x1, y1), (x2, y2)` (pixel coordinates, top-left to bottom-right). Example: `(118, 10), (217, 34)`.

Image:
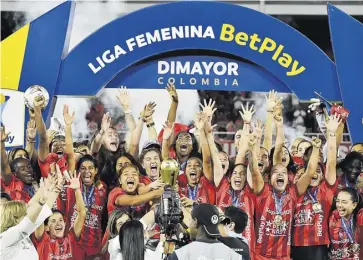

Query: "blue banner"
(106, 55), (290, 93)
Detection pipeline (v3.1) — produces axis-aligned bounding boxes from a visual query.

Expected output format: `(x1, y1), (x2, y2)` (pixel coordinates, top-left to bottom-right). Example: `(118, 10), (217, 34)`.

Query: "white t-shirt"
(108, 236), (163, 260)
(0, 205), (52, 260)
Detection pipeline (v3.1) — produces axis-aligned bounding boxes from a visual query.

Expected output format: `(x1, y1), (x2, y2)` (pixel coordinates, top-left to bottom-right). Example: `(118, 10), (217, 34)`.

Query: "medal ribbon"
(273, 190), (286, 216)
(82, 184), (95, 207)
(232, 191), (240, 207)
(307, 188), (319, 204)
(345, 175), (352, 188)
(188, 184), (198, 201)
(341, 217), (355, 243)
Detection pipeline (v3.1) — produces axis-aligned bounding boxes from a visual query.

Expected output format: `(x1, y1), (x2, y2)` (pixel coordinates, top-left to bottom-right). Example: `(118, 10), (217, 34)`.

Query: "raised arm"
(194, 112), (213, 182)
(63, 105), (76, 172)
(273, 114), (285, 165)
(142, 102), (158, 140)
(64, 171), (87, 239)
(325, 115), (341, 185)
(296, 137), (321, 196)
(129, 117), (143, 158)
(117, 87), (136, 151)
(25, 119), (37, 159)
(34, 97), (49, 161)
(239, 103), (256, 136)
(248, 133), (264, 194)
(35, 164), (65, 239)
(236, 102), (256, 162)
(161, 121), (175, 161)
(90, 113), (111, 155)
(115, 188), (163, 206)
(263, 90), (281, 152)
(166, 83), (179, 123)
(0, 126), (12, 183)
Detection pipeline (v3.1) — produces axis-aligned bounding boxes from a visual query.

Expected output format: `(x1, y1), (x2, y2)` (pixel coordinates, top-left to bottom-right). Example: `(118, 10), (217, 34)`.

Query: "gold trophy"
(159, 159), (180, 258)
(160, 158), (179, 188)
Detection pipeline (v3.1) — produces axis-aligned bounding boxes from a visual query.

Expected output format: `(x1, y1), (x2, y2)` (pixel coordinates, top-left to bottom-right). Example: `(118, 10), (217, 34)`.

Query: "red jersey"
(1, 175), (31, 202)
(255, 183), (299, 259)
(215, 176), (230, 205)
(329, 209), (363, 260)
(67, 182), (107, 252)
(107, 187), (149, 218)
(39, 153), (68, 178)
(292, 180), (337, 246)
(217, 181), (257, 253)
(34, 229), (86, 260)
(178, 175), (216, 204)
(139, 175), (152, 185)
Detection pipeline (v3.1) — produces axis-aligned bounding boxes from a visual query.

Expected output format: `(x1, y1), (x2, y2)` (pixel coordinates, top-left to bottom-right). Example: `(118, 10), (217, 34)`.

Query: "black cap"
(192, 203), (220, 237)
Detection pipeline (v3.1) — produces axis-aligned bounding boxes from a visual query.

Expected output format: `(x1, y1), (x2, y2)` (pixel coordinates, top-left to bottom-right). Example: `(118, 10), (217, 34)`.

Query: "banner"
(106, 55), (290, 93)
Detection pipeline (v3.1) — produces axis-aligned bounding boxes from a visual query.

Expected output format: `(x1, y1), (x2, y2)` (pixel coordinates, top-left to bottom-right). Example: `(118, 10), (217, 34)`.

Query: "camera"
(154, 159), (188, 257)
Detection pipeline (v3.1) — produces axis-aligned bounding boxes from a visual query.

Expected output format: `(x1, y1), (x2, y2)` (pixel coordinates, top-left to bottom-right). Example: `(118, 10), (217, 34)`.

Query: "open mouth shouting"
(110, 141), (118, 151)
(126, 177), (136, 189)
(234, 177), (242, 187)
(258, 161), (264, 172)
(189, 170), (197, 182)
(180, 143), (188, 153)
(53, 224), (65, 237)
(312, 174), (319, 182)
(83, 172), (92, 185)
(150, 163), (158, 176)
(276, 176), (285, 188)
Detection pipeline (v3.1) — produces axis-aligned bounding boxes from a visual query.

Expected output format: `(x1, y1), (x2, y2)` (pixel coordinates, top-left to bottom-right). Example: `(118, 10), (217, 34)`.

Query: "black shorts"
(291, 245), (328, 260)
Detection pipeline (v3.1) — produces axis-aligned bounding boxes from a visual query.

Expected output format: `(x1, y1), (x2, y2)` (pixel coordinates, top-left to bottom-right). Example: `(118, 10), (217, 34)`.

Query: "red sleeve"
(38, 153), (69, 178)
(320, 179), (338, 203)
(67, 229), (87, 259)
(177, 174), (188, 187)
(287, 184), (300, 201)
(107, 187), (125, 215)
(357, 209), (363, 225)
(140, 176), (152, 185)
(256, 183), (271, 203)
(200, 176), (216, 205)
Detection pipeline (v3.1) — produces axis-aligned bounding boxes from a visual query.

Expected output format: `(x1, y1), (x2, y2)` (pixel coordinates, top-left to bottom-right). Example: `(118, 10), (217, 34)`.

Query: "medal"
(312, 203), (322, 214)
(232, 191), (241, 207)
(307, 188), (322, 214)
(272, 190), (285, 226)
(82, 184), (95, 208)
(274, 214), (283, 226)
(187, 184), (198, 201)
(349, 243), (359, 253)
(341, 216), (356, 245)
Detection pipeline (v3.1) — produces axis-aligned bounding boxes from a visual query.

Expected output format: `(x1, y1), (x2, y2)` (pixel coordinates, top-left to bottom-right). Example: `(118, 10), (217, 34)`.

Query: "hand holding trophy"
(24, 85), (50, 111)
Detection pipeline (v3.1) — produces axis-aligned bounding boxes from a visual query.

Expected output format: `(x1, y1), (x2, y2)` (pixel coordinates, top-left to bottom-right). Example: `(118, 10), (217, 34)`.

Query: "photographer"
(168, 203), (241, 260)
(218, 206), (250, 260)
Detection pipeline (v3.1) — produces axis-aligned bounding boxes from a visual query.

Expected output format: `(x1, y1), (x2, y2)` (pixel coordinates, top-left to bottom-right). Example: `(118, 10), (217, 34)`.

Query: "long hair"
(77, 154), (101, 184)
(338, 187), (363, 231)
(171, 131), (199, 155)
(0, 201), (27, 233)
(101, 209), (131, 254)
(119, 220), (145, 260)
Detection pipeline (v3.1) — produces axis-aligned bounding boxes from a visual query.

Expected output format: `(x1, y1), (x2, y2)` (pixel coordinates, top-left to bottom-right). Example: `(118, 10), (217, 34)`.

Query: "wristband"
(328, 132), (336, 137)
(27, 139), (36, 143)
(267, 110), (274, 113)
(147, 122), (155, 128)
(99, 130), (105, 136)
(124, 109), (132, 114)
(244, 121), (250, 125)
